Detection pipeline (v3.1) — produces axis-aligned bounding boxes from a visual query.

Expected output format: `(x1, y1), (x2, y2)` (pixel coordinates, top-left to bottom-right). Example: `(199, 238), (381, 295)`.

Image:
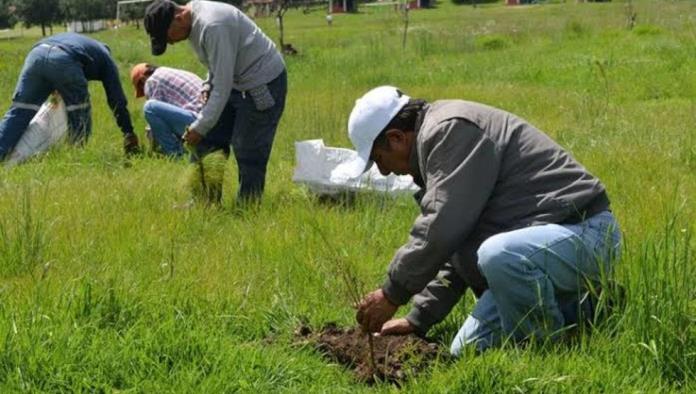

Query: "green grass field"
(0, 0), (695, 391)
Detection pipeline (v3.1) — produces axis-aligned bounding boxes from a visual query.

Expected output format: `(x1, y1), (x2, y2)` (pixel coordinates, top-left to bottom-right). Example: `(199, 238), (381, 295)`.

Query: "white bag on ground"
(292, 139), (420, 196)
(6, 95), (68, 166)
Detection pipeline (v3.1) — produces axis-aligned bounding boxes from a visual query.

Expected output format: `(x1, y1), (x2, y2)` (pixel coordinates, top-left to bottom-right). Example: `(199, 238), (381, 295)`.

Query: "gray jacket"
(187, 0), (285, 135)
(379, 100), (610, 333)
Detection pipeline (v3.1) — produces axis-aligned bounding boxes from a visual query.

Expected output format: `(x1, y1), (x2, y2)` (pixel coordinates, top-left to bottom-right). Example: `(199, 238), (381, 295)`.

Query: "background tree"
(0, 0), (18, 29)
(450, 0), (497, 5)
(61, 0), (115, 32)
(15, 0), (62, 36)
(213, 0), (243, 7)
(276, 0), (290, 49)
(118, 0), (148, 29)
(62, 0), (94, 23)
(103, 0), (118, 19)
(401, 0), (409, 49)
(275, 0), (302, 54)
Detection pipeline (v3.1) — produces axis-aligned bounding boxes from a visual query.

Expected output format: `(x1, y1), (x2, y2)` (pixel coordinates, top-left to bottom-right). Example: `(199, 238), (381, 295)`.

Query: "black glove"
(123, 132), (141, 156)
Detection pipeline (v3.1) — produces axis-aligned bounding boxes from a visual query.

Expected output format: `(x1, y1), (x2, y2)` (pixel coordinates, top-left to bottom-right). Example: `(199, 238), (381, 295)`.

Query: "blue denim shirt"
(38, 33), (133, 135)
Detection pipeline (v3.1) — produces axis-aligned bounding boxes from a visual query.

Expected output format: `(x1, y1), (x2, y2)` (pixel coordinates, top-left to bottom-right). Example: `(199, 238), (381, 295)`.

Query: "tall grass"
(308, 217), (380, 375)
(0, 189), (48, 278)
(626, 217), (695, 384)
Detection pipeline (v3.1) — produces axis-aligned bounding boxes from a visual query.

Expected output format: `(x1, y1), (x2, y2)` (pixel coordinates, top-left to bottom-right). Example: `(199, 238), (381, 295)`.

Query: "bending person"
(0, 32), (139, 160)
(131, 63), (205, 157)
(144, 0), (287, 202)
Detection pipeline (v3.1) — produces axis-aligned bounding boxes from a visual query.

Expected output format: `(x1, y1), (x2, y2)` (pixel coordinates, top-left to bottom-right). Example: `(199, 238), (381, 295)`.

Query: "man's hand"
(201, 84), (211, 104)
(123, 132), (141, 156)
(356, 289), (399, 333)
(379, 318), (416, 336)
(182, 128), (203, 146)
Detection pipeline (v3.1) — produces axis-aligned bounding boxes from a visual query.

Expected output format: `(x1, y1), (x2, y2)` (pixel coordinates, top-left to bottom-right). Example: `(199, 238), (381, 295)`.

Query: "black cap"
(144, 0), (176, 56)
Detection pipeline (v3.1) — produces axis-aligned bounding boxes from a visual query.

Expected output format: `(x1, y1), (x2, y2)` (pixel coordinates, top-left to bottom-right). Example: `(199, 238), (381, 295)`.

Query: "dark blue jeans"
(194, 70), (287, 201)
(143, 99), (192, 157)
(0, 43), (91, 159)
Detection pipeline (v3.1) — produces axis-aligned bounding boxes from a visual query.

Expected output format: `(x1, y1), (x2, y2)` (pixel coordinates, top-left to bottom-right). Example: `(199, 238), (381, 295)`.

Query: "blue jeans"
(194, 70), (287, 201)
(143, 99), (192, 157)
(0, 43), (91, 159)
(450, 211), (621, 354)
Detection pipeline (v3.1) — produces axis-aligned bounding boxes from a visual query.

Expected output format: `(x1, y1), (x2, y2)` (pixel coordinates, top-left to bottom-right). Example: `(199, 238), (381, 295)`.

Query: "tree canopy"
(0, 0), (17, 29)
(8, 0), (276, 37)
(15, 0), (62, 36)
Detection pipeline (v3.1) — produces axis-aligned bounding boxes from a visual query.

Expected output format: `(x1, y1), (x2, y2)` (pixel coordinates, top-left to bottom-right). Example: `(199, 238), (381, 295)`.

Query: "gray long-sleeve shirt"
(187, 0), (285, 135)
(379, 101), (609, 333)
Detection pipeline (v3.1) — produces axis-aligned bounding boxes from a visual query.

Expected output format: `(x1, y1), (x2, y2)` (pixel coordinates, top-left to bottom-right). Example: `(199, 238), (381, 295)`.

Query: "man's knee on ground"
(449, 316), (497, 356)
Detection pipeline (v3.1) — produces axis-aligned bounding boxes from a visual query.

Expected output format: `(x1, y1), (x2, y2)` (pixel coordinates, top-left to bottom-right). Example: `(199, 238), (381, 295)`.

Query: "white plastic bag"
(292, 139), (420, 196)
(6, 95), (68, 166)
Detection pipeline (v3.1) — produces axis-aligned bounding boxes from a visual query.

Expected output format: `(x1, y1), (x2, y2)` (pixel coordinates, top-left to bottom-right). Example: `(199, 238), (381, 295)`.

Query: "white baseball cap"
(330, 86), (410, 182)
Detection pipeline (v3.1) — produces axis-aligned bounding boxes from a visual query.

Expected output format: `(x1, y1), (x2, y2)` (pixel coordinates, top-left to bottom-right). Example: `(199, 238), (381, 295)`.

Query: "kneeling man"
(339, 86), (621, 353)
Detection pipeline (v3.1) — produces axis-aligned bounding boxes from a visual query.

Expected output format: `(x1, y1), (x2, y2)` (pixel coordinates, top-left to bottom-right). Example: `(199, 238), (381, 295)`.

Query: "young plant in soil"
(311, 222), (379, 378)
(401, 0), (410, 49)
(296, 322), (440, 384)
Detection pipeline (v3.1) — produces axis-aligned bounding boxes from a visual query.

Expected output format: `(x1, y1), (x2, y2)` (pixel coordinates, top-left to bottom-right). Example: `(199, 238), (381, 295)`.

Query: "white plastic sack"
(6, 95), (68, 166)
(292, 139), (420, 196)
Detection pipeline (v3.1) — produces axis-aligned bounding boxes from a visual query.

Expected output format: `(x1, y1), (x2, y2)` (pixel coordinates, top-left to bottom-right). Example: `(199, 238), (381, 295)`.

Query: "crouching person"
(0, 33), (139, 160)
(341, 86), (621, 353)
(130, 63), (206, 157)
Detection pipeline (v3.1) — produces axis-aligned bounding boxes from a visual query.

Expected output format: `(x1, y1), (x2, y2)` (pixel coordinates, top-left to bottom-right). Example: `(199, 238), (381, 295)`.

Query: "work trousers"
(174, 70), (287, 201)
(0, 43), (91, 159)
(143, 99), (193, 157)
(450, 210), (621, 354)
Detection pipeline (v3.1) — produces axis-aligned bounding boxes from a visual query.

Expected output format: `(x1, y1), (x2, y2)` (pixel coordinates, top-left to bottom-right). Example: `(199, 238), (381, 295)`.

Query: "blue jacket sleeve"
(101, 58), (134, 135)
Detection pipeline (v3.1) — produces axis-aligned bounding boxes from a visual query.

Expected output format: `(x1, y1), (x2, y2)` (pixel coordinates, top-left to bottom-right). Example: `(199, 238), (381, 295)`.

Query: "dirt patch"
(296, 323), (442, 384)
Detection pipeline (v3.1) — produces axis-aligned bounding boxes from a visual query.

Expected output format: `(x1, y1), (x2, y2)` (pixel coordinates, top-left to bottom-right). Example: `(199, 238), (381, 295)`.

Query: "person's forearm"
(113, 104), (134, 135)
(406, 262), (468, 334)
(103, 78), (134, 134)
(189, 86), (227, 135)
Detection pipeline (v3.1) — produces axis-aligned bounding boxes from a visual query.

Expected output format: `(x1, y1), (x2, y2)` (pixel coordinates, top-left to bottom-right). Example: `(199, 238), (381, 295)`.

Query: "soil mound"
(296, 323), (441, 384)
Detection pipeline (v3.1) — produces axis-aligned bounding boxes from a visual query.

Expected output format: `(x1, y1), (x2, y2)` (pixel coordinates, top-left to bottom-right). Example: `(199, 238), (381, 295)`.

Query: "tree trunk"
(278, 14), (284, 48)
(402, 7), (409, 49)
(41, 22), (46, 37)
